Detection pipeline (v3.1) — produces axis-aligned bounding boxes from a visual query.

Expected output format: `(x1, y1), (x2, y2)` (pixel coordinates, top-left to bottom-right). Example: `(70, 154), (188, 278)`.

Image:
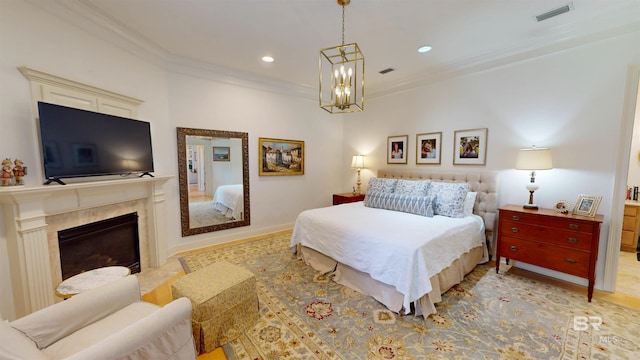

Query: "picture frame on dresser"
(573, 194), (602, 217)
(416, 132), (441, 165)
(453, 128), (487, 165)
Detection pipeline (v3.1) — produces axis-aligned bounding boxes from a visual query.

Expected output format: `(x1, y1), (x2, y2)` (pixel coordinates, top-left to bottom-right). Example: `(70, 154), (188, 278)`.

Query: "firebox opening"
(58, 212), (141, 280)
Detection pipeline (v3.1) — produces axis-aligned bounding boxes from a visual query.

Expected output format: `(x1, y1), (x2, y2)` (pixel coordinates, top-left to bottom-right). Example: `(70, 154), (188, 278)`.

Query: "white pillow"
(463, 192), (477, 216)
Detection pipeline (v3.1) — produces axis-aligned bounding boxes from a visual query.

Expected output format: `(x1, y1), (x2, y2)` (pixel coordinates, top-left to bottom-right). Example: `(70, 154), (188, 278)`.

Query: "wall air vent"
(379, 68), (395, 74)
(536, 3), (572, 22)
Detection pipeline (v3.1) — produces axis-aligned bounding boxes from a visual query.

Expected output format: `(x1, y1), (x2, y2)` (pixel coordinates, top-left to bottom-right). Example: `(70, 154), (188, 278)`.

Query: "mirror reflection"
(177, 127), (250, 236)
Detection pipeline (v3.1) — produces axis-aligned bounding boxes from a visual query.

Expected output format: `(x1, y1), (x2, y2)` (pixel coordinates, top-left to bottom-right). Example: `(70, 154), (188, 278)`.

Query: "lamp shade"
(351, 155), (365, 169)
(515, 147), (553, 170)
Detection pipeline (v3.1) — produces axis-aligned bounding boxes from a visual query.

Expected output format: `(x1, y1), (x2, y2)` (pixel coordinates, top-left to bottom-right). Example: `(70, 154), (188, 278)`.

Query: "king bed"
(291, 169), (498, 318)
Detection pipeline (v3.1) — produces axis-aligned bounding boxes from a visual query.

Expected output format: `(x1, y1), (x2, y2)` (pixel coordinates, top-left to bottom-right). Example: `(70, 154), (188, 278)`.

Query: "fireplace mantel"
(0, 176), (171, 317)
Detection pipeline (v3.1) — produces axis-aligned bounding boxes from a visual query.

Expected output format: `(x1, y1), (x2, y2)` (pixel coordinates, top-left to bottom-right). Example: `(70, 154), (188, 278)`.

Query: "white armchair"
(0, 275), (196, 360)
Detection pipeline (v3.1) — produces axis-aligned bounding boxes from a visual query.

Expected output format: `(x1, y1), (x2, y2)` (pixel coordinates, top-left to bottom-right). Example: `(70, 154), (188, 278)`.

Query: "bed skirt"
(296, 244), (484, 319)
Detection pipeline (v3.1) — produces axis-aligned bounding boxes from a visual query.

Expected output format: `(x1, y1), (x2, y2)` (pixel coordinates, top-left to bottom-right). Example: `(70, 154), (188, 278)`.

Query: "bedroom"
(0, 0), (639, 327)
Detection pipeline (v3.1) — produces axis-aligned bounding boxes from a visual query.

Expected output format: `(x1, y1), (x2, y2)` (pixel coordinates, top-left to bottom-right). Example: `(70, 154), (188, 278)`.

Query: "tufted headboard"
(377, 169), (499, 258)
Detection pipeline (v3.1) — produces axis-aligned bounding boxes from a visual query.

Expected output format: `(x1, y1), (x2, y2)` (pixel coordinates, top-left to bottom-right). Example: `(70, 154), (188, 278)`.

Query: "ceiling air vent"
(379, 68), (395, 75)
(536, 3), (572, 22)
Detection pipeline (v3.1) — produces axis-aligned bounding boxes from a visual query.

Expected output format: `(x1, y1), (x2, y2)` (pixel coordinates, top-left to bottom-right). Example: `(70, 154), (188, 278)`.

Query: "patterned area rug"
(179, 232), (640, 359)
(189, 201), (232, 228)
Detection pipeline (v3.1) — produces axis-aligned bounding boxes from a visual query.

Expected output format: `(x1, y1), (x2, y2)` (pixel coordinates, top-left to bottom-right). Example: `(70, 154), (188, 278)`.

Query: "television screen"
(37, 102), (154, 184)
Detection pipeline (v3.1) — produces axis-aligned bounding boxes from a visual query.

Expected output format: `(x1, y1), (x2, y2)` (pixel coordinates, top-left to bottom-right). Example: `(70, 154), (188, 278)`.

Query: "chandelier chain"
(341, 4), (345, 46)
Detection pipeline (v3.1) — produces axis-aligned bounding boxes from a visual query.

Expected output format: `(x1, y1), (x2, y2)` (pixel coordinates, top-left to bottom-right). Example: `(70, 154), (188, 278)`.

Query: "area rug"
(179, 232), (640, 359)
(189, 201), (232, 228)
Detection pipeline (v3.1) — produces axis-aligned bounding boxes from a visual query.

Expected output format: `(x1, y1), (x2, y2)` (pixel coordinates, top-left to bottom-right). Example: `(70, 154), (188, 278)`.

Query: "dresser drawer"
(501, 210), (595, 234)
(500, 220), (593, 251)
(499, 236), (590, 277)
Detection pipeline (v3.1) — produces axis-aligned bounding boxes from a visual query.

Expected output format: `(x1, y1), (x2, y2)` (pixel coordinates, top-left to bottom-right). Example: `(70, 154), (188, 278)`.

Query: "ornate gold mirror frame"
(177, 127), (250, 236)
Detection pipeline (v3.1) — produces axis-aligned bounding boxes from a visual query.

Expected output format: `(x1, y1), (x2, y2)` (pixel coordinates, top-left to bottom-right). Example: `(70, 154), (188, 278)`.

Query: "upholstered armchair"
(0, 275), (196, 360)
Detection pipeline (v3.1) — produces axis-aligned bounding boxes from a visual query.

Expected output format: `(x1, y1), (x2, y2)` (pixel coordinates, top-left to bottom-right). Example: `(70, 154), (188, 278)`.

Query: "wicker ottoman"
(171, 261), (259, 354)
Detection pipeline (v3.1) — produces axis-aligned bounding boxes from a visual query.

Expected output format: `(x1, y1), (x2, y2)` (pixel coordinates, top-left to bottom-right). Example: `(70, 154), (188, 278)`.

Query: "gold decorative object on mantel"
(319, 0), (364, 114)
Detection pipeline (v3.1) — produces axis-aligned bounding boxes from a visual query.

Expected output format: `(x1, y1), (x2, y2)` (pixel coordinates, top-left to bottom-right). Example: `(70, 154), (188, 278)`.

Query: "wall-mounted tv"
(37, 102), (154, 185)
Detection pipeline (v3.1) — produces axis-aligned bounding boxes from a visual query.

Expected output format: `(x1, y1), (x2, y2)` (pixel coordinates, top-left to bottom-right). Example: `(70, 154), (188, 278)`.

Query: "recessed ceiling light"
(262, 56), (274, 63)
(418, 45), (432, 53)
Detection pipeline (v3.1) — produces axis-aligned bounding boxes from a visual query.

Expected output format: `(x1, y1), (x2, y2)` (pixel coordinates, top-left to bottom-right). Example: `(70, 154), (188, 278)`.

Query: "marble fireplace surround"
(0, 176), (171, 317)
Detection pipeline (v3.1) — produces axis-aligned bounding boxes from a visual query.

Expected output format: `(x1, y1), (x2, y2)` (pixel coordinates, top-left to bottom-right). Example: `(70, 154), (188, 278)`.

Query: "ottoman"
(171, 261), (259, 354)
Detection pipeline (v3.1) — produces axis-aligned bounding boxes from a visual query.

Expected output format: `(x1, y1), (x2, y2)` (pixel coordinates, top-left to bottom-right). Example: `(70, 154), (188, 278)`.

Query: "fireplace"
(58, 212), (141, 280)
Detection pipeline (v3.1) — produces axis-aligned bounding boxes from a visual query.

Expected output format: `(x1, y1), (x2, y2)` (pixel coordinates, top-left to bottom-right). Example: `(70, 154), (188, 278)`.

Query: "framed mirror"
(177, 127), (250, 236)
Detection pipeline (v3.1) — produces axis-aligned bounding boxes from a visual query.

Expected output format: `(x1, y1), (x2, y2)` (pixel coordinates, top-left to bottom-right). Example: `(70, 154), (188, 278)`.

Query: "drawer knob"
(512, 215), (520, 221)
(509, 245), (518, 251)
(569, 224), (579, 230)
(567, 237), (578, 243)
(565, 258), (577, 264)
(511, 227), (519, 233)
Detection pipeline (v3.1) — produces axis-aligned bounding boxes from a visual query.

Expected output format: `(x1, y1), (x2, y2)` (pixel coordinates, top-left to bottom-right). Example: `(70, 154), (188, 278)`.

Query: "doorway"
(616, 70), (640, 298)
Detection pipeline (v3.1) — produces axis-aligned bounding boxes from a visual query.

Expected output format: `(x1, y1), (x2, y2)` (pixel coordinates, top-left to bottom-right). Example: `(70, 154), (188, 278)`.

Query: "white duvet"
(212, 184), (243, 220)
(290, 202), (485, 311)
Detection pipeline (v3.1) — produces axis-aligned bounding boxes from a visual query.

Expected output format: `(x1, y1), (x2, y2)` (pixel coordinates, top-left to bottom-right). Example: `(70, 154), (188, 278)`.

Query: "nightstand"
(496, 204), (603, 302)
(333, 192), (365, 205)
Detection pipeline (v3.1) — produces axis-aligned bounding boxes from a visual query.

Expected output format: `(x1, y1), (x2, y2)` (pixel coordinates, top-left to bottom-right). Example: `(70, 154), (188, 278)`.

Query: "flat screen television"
(37, 101), (154, 185)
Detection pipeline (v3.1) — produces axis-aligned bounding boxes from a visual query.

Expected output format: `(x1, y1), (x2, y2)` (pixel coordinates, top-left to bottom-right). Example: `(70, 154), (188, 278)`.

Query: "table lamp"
(515, 146), (553, 210)
(351, 155), (365, 194)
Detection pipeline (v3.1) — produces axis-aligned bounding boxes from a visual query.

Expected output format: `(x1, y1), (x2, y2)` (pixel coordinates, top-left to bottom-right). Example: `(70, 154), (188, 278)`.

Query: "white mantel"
(0, 176), (171, 317)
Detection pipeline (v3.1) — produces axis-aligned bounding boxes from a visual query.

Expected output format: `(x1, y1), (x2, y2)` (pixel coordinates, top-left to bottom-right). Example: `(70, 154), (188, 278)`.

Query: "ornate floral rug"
(179, 232), (640, 359)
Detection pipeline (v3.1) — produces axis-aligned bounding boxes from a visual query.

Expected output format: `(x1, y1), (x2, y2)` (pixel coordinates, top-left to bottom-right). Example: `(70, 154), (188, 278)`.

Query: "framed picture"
(453, 128), (488, 165)
(259, 137), (304, 176)
(416, 132), (442, 165)
(387, 135), (408, 164)
(572, 194), (602, 217)
(213, 146), (230, 161)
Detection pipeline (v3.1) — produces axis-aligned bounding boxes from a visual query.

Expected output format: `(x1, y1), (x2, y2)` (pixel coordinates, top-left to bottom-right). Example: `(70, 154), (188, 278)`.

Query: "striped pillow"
(364, 192), (435, 217)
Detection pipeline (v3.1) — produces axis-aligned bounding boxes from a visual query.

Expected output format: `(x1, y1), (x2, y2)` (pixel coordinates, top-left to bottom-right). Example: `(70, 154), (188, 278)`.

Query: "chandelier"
(319, 0), (364, 113)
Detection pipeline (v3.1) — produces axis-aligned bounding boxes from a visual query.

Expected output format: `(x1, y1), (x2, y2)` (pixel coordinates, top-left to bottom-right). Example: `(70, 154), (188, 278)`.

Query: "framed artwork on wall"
(213, 146), (230, 161)
(258, 137), (304, 176)
(416, 132), (442, 165)
(453, 128), (488, 165)
(387, 135), (408, 164)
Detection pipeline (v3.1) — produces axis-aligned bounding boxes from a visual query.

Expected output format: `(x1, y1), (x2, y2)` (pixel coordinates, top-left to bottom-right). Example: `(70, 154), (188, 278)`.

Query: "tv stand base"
(44, 178), (66, 185)
(139, 172), (154, 178)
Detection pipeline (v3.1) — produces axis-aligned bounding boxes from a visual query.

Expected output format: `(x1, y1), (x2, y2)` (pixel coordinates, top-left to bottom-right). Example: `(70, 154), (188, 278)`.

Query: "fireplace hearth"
(58, 212), (141, 280)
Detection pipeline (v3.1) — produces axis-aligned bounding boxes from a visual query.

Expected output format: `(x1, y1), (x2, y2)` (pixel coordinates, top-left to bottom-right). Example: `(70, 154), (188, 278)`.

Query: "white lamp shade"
(351, 155), (365, 169)
(515, 147), (553, 170)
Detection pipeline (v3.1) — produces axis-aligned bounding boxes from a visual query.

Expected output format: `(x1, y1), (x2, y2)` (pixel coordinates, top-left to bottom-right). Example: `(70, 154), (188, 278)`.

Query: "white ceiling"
(30, 0), (640, 98)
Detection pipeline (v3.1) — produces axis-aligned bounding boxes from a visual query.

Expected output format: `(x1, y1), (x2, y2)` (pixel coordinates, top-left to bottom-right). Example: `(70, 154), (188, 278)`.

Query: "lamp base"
(523, 203), (539, 210)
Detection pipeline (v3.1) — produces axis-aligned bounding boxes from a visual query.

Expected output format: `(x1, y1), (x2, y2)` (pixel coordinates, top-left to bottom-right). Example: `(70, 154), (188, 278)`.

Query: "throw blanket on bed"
(213, 184), (243, 219)
(290, 202), (485, 311)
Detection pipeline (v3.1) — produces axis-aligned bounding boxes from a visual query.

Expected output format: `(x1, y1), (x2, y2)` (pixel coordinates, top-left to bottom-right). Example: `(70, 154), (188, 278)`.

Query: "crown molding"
(26, 0), (640, 102)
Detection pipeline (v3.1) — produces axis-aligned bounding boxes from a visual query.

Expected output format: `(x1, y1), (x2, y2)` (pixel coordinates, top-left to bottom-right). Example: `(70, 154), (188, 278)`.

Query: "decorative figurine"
(13, 159), (26, 185)
(1, 158), (14, 186)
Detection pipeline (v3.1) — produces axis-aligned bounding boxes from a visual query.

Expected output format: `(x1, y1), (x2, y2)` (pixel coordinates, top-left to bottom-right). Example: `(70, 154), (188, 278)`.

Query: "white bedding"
(212, 184), (243, 220)
(290, 201), (485, 312)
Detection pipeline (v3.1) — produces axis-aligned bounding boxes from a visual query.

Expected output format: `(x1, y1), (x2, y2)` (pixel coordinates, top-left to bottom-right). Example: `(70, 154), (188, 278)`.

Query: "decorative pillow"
(464, 192), (477, 216)
(364, 192), (435, 217)
(366, 177), (398, 193)
(430, 182), (470, 218)
(393, 179), (431, 197)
